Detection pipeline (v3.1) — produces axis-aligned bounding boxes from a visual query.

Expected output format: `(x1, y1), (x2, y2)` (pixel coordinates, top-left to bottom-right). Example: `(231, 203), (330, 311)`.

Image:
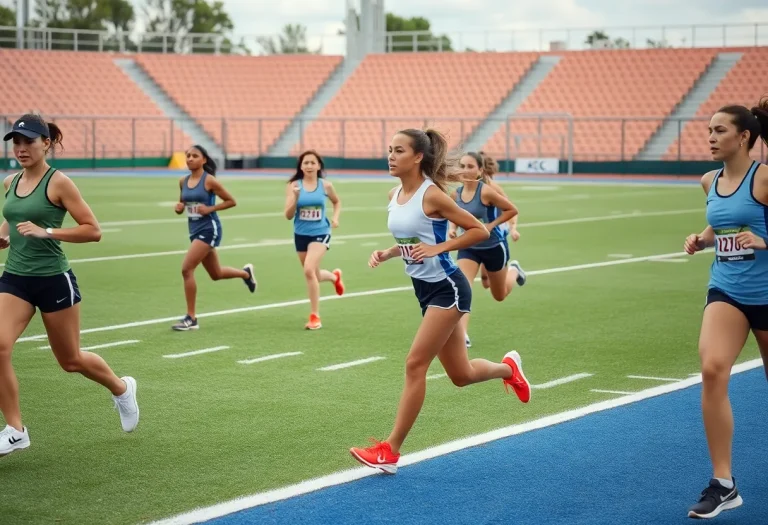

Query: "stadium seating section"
(0, 49), (191, 159)
(1, 47), (766, 162)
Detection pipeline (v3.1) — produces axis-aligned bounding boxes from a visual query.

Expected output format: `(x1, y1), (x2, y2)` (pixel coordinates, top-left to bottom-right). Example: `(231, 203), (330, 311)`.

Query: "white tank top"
(387, 177), (458, 283)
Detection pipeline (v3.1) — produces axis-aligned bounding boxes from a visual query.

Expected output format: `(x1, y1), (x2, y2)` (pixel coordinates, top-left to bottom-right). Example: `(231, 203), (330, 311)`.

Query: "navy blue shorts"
(190, 227), (222, 248)
(411, 269), (472, 316)
(457, 241), (509, 272)
(706, 288), (768, 331)
(294, 233), (331, 252)
(0, 269), (82, 313)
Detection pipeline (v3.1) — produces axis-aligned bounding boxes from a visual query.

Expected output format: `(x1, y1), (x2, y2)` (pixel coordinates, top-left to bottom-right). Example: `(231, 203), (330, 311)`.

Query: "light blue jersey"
(294, 179), (331, 236)
(706, 161), (768, 305)
(180, 172), (221, 237)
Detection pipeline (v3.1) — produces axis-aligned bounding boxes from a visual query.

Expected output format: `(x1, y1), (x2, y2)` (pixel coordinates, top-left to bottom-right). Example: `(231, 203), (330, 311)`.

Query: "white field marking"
(148, 358), (765, 525)
(519, 185), (560, 191)
(650, 258), (689, 263)
(237, 352), (303, 365)
(627, 375), (684, 382)
(100, 228), (122, 234)
(162, 346), (230, 359)
(16, 249), (708, 343)
(1, 208), (704, 270)
(317, 357), (386, 371)
(37, 339), (140, 351)
(427, 373), (448, 381)
(96, 207), (373, 228)
(531, 373), (593, 390)
(590, 389), (636, 395)
(689, 373), (702, 377)
(608, 253), (633, 259)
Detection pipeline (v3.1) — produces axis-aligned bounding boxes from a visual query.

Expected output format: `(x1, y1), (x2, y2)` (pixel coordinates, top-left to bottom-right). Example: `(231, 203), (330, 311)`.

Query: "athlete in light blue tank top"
(684, 102), (768, 519)
(171, 145), (256, 332)
(284, 150), (344, 331)
(706, 161), (768, 305)
(293, 179), (331, 237)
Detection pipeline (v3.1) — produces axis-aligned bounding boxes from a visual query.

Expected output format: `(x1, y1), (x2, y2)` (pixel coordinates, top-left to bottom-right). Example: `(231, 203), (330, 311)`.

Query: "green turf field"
(0, 176), (759, 525)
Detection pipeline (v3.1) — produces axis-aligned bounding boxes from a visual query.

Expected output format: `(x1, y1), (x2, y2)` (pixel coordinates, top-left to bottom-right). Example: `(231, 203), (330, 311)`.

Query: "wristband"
(46, 227), (53, 237)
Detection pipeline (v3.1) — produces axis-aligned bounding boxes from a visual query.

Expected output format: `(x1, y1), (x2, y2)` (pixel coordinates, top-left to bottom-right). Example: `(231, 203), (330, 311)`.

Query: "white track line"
(148, 358), (764, 525)
(237, 352), (303, 365)
(163, 346), (230, 359)
(627, 375), (684, 382)
(0, 208), (702, 268)
(590, 389), (636, 395)
(532, 373), (593, 390)
(651, 258), (688, 263)
(318, 357), (386, 371)
(16, 249), (709, 343)
(37, 339), (140, 351)
(427, 373), (448, 381)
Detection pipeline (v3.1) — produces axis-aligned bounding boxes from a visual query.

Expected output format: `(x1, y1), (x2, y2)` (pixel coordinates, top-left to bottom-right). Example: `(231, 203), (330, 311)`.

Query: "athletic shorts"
(706, 288), (768, 331)
(294, 233), (331, 252)
(457, 241), (509, 272)
(0, 269), (82, 313)
(411, 269), (472, 316)
(189, 227), (222, 248)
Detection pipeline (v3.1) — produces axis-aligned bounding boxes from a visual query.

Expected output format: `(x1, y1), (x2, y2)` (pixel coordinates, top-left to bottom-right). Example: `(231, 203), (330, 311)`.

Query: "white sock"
(716, 477), (734, 489)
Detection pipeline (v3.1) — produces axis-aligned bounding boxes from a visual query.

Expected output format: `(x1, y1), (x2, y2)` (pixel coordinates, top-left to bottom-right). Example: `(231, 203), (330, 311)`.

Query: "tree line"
(0, 2), (453, 55)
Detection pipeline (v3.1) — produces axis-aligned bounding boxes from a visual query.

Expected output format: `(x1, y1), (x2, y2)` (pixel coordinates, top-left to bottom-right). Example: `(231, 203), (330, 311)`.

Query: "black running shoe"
(688, 478), (743, 519)
(172, 315), (199, 331)
(243, 263), (257, 293)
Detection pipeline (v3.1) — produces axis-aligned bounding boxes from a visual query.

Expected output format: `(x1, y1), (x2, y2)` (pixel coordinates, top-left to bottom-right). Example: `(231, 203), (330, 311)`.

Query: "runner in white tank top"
(349, 128), (532, 475)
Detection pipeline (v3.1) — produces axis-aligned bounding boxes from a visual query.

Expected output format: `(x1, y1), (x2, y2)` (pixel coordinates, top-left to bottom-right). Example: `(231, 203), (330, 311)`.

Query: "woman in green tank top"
(0, 114), (139, 457)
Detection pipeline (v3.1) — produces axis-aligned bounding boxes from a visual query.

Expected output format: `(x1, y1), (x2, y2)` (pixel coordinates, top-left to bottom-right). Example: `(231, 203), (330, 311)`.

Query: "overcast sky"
(3, 0), (767, 53)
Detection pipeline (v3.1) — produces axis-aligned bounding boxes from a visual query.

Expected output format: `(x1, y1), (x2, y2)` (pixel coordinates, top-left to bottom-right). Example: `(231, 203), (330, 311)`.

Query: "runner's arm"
(205, 177), (237, 213)
(46, 173), (102, 243)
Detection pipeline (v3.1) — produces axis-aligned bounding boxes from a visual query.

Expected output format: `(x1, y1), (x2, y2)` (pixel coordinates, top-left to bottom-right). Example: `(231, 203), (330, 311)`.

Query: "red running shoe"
(332, 268), (345, 296)
(502, 350), (531, 403)
(350, 439), (400, 474)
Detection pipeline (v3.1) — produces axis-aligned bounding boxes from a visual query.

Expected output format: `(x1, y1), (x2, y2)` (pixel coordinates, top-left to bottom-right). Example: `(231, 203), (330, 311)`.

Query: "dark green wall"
(0, 157), (171, 170)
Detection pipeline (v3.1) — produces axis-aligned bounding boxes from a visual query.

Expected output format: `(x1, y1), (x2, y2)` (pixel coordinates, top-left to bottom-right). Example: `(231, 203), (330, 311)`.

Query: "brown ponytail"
(751, 96), (768, 150)
(46, 122), (64, 152)
(397, 127), (463, 192)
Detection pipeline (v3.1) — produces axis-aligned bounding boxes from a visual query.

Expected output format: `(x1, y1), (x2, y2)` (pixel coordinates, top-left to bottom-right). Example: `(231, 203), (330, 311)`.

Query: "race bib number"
(396, 237), (423, 265)
(186, 202), (202, 219)
(299, 206), (322, 221)
(715, 227), (755, 262)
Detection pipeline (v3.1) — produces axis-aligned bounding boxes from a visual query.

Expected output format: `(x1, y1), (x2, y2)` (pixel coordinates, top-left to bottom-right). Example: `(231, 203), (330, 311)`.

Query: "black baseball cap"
(3, 117), (50, 141)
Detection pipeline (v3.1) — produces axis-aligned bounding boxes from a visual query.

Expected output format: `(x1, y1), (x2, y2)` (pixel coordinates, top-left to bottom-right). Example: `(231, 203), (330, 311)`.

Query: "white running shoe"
(113, 376), (139, 432)
(0, 424), (29, 457)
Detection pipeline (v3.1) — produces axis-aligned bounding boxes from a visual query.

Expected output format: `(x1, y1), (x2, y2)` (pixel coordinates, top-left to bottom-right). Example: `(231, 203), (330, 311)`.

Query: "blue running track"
(202, 367), (767, 525)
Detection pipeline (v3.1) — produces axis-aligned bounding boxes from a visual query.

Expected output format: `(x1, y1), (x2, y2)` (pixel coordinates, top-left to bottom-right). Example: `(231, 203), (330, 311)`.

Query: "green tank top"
(2, 168), (70, 276)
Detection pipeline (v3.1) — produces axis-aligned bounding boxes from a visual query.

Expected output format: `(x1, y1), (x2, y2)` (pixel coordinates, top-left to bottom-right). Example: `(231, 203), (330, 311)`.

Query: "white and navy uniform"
(388, 177), (471, 316)
(181, 172), (222, 247)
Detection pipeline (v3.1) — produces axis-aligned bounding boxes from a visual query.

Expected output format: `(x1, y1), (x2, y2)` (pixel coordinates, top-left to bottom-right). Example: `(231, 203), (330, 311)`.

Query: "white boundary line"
(16, 249), (710, 343)
(532, 373), (593, 390)
(37, 339), (140, 351)
(163, 346), (230, 359)
(591, 389), (636, 395)
(237, 352), (303, 365)
(317, 357), (386, 371)
(0, 208), (703, 268)
(148, 358), (764, 525)
(627, 375), (684, 382)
